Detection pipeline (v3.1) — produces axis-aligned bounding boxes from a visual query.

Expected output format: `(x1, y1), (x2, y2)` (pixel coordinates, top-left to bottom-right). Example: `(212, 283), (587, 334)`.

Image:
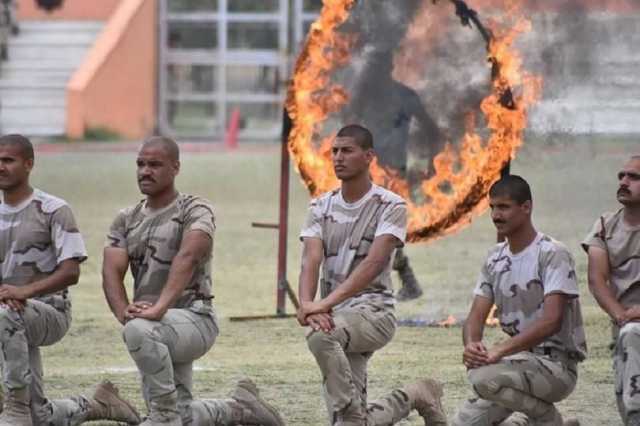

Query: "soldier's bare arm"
(462, 295), (492, 368)
(0, 258), (80, 301)
(297, 237), (324, 328)
(133, 229), (211, 321)
(102, 247), (132, 324)
(486, 293), (568, 363)
(587, 245), (627, 325)
(301, 234), (398, 316)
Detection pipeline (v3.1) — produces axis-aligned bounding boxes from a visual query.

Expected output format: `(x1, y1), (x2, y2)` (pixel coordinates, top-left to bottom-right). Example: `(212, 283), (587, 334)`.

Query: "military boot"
(403, 378), (447, 426)
(0, 386), (32, 426)
(85, 380), (141, 424)
(140, 392), (181, 426)
(229, 378), (285, 426)
(394, 250), (423, 301)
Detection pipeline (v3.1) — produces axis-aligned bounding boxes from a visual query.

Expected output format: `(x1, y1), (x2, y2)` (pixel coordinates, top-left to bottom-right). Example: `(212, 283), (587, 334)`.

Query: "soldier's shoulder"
(178, 194), (215, 214)
(311, 189), (339, 207)
(33, 189), (69, 214)
(538, 233), (573, 259)
(116, 199), (146, 219)
(372, 185), (406, 206)
(486, 241), (508, 261)
(599, 209), (624, 228)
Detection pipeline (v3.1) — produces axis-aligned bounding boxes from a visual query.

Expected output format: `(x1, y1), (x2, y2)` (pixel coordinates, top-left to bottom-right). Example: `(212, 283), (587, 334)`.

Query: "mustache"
(138, 177), (155, 183)
(618, 187), (631, 195)
(493, 220), (506, 225)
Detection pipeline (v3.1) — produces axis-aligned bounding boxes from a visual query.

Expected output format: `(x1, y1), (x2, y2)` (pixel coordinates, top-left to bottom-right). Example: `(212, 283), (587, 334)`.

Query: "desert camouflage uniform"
(583, 209), (640, 424)
(453, 233), (587, 426)
(301, 184), (417, 425)
(0, 189), (94, 426)
(108, 193), (245, 424)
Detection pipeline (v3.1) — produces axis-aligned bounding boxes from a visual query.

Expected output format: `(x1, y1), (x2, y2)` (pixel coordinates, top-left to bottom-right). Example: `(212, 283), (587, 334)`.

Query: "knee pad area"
(469, 369), (503, 399)
(306, 330), (338, 355)
(122, 319), (155, 350)
(0, 306), (21, 332)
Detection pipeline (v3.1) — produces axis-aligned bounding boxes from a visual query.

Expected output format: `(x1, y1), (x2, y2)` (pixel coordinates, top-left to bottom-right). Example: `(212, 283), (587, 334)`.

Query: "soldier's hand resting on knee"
(463, 341), (489, 369)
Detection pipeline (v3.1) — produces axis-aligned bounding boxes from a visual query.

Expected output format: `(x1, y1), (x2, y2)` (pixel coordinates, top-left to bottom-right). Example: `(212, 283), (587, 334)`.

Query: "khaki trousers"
(0, 299), (94, 426)
(306, 303), (413, 426)
(122, 305), (238, 425)
(614, 322), (640, 425)
(452, 350), (577, 426)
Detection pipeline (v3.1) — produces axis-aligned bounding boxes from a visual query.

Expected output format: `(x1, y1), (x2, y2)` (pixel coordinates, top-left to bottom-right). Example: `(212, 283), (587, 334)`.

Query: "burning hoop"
(286, 0), (542, 243)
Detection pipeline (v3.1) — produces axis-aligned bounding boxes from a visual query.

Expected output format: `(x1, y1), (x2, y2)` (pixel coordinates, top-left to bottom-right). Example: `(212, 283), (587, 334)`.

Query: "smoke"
(311, 0), (640, 177)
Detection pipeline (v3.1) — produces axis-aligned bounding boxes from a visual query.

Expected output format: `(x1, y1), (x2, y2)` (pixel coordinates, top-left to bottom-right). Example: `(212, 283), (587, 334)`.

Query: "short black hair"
(0, 134), (34, 160)
(336, 124), (374, 150)
(141, 136), (180, 161)
(489, 174), (532, 204)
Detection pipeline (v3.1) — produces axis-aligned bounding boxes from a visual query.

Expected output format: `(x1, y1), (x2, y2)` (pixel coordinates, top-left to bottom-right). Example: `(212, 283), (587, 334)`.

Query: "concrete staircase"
(0, 20), (103, 136)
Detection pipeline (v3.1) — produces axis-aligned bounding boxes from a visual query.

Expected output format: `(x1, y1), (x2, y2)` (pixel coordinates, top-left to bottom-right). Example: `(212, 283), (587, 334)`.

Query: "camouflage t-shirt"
(474, 233), (587, 361)
(582, 209), (640, 303)
(0, 189), (87, 307)
(106, 194), (215, 310)
(299, 184), (407, 311)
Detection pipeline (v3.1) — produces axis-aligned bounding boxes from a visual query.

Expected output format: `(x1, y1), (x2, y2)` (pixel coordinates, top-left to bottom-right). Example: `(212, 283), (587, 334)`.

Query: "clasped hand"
(296, 300), (334, 332)
(120, 301), (167, 324)
(463, 341), (503, 369)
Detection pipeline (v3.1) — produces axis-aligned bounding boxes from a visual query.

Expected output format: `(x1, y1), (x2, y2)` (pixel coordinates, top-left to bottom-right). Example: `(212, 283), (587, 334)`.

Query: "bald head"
(141, 136), (180, 161)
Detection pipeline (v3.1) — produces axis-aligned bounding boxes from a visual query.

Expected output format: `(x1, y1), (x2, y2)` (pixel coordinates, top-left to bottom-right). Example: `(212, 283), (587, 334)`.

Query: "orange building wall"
(17, 0), (121, 20)
(66, 0), (157, 140)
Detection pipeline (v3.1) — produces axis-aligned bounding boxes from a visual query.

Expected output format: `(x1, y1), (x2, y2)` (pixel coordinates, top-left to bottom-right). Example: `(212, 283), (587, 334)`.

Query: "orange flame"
(286, 0), (543, 242)
(438, 314), (458, 327)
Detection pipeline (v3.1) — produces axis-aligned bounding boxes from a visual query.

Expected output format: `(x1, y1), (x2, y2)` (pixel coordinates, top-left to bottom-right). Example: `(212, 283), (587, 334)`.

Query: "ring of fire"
(286, 0), (543, 243)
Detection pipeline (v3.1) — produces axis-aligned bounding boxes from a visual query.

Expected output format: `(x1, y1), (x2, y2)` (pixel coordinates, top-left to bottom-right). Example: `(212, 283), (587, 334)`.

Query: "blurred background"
(0, 0), (639, 143)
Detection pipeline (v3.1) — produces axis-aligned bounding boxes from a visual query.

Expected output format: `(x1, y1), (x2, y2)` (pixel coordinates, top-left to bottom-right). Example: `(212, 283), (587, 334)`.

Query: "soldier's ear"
(365, 148), (375, 164)
(173, 160), (180, 175)
(522, 200), (532, 215)
(24, 157), (34, 173)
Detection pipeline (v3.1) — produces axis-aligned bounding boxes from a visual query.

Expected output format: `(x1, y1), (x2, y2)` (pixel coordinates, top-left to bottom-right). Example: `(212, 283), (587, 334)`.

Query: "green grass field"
(29, 138), (636, 425)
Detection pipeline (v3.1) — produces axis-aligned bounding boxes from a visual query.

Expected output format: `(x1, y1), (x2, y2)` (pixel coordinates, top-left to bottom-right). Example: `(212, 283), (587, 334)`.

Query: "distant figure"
(582, 155), (640, 426)
(344, 48), (446, 301)
(297, 124), (447, 426)
(452, 175), (584, 426)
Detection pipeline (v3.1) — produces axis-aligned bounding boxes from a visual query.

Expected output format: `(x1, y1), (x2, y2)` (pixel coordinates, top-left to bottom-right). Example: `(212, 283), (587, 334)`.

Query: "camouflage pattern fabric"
(614, 322), (640, 424)
(583, 210), (640, 423)
(300, 184), (407, 313)
(474, 233), (587, 361)
(0, 189), (87, 305)
(0, 190), (89, 425)
(0, 300), (95, 426)
(452, 351), (577, 426)
(122, 304), (235, 424)
(106, 193), (215, 310)
(306, 304), (412, 425)
(582, 209), (640, 302)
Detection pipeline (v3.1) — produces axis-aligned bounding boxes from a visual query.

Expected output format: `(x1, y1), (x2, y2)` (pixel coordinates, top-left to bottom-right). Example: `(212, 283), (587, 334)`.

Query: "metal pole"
(276, 108), (292, 315)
